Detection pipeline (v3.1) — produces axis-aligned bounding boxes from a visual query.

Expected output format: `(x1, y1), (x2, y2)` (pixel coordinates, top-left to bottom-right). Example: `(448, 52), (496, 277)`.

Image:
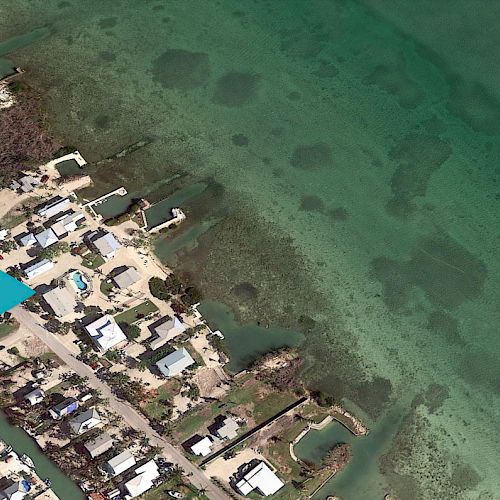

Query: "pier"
(43, 151), (87, 171)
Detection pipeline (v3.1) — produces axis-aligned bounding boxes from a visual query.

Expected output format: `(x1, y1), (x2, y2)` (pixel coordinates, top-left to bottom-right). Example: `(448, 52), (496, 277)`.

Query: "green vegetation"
(0, 239), (16, 254)
(81, 252), (105, 269)
(0, 320), (18, 338)
(38, 241), (70, 260)
(119, 322), (141, 340)
(143, 381), (180, 420)
(100, 279), (114, 296)
(114, 300), (159, 325)
(148, 277), (170, 300)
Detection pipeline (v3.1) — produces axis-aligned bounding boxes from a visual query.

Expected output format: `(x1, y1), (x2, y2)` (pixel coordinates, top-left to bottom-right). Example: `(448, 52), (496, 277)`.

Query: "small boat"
(20, 454), (35, 468)
(44, 478), (52, 487)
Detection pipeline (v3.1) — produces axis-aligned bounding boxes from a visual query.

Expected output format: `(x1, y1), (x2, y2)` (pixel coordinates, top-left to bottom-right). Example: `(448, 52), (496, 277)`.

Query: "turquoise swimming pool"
(72, 271), (88, 291)
(0, 271), (35, 314)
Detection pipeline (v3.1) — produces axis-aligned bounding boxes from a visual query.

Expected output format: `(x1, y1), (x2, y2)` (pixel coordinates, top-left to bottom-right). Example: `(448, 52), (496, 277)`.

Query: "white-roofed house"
(24, 259), (54, 280)
(19, 233), (36, 247)
(37, 197), (70, 218)
(35, 228), (58, 248)
(123, 459), (159, 498)
(69, 407), (101, 435)
(112, 267), (141, 289)
(92, 232), (121, 260)
(50, 211), (85, 238)
(0, 229), (8, 241)
(85, 315), (127, 352)
(105, 450), (136, 477)
(84, 432), (114, 458)
(149, 316), (187, 351)
(234, 461), (284, 497)
(24, 388), (45, 406)
(42, 287), (77, 318)
(155, 347), (195, 377)
(189, 436), (214, 457)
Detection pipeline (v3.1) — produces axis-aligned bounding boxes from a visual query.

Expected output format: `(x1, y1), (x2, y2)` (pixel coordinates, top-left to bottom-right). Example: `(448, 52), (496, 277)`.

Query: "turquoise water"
(1, 1), (500, 497)
(0, 271), (34, 314)
(72, 271), (87, 291)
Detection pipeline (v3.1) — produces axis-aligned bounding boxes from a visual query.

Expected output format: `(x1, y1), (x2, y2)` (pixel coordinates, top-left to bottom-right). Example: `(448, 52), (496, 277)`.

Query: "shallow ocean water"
(1, 1), (500, 498)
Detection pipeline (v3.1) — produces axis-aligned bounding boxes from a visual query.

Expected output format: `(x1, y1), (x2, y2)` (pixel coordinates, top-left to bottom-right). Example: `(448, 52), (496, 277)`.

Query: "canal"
(0, 412), (85, 499)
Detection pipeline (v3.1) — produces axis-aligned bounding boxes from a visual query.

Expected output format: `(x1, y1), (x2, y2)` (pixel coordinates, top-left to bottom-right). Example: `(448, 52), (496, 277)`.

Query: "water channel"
(0, 412), (84, 499)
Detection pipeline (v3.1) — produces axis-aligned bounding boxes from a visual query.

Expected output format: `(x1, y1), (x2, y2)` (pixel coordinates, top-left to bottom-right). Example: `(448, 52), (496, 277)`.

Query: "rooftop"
(155, 347), (195, 377)
(112, 267), (141, 289)
(85, 315), (127, 352)
(235, 461), (284, 497)
(149, 316), (187, 351)
(93, 233), (121, 258)
(106, 450), (136, 477)
(42, 287), (76, 317)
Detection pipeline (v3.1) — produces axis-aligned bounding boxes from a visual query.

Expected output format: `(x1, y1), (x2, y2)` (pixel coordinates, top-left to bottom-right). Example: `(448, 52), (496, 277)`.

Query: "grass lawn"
(114, 300), (159, 325)
(0, 320), (18, 339)
(81, 252), (105, 269)
(99, 279), (114, 296)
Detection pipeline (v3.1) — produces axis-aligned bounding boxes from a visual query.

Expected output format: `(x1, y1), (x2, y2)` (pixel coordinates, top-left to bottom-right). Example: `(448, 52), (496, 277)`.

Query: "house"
(85, 315), (127, 352)
(23, 388), (45, 406)
(155, 347), (195, 377)
(123, 460), (159, 498)
(0, 478), (31, 500)
(49, 397), (78, 419)
(37, 197), (70, 219)
(92, 233), (121, 260)
(84, 432), (114, 458)
(234, 461), (284, 497)
(149, 316), (187, 351)
(24, 259), (54, 280)
(69, 407), (101, 435)
(49, 211), (85, 238)
(10, 175), (40, 193)
(212, 415), (239, 440)
(189, 436), (213, 457)
(19, 233), (36, 248)
(42, 287), (77, 317)
(112, 267), (141, 289)
(35, 228), (58, 249)
(105, 450), (136, 477)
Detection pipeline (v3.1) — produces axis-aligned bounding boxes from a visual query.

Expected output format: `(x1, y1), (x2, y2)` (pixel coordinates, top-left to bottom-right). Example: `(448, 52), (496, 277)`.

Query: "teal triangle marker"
(0, 270), (35, 315)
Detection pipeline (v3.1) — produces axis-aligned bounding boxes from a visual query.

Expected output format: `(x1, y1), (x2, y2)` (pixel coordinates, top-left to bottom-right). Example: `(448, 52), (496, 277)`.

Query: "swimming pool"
(72, 271), (88, 291)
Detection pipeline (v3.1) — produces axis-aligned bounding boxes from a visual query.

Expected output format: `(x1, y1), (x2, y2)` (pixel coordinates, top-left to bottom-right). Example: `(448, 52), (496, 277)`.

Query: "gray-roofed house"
(42, 287), (77, 317)
(213, 416), (240, 440)
(50, 211), (85, 238)
(11, 175), (40, 193)
(19, 233), (36, 248)
(112, 267), (141, 289)
(84, 432), (114, 458)
(37, 197), (70, 219)
(35, 228), (58, 248)
(93, 233), (121, 260)
(149, 317), (187, 351)
(156, 347), (195, 377)
(24, 259), (55, 280)
(105, 450), (136, 477)
(69, 407), (101, 435)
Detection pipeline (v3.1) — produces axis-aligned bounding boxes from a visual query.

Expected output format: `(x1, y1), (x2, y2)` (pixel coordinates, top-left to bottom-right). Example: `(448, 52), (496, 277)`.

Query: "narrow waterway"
(0, 412), (84, 499)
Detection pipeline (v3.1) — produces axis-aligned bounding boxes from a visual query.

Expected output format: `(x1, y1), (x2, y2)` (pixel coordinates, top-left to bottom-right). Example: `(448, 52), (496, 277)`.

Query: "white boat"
(20, 454), (35, 468)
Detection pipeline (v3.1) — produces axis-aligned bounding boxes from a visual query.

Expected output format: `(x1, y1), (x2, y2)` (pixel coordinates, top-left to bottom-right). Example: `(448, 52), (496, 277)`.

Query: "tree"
(164, 273), (183, 295)
(148, 277), (170, 301)
(181, 286), (202, 307)
(119, 322), (141, 340)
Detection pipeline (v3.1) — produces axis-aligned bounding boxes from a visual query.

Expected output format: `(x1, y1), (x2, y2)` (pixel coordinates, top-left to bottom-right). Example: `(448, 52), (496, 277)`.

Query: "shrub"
(148, 277), (170, 301)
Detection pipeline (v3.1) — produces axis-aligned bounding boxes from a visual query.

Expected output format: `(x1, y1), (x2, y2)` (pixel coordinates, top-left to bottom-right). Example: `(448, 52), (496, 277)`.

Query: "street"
(11, 306), (230, 500)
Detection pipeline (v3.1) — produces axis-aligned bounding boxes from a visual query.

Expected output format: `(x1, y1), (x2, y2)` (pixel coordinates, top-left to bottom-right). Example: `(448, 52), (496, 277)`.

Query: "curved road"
(12, 306), (230, 500)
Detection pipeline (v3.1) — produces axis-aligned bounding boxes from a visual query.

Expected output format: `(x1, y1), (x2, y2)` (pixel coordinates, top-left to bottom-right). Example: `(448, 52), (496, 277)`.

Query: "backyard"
(114, 299), (159, 325)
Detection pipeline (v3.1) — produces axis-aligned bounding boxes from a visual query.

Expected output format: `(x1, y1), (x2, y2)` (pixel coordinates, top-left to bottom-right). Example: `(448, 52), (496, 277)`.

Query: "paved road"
(12, 306), (230, 500)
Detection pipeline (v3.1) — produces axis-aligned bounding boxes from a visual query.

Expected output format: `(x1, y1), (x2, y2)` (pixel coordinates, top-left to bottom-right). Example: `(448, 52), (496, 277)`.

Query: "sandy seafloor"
(1, 1), (500, 498)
